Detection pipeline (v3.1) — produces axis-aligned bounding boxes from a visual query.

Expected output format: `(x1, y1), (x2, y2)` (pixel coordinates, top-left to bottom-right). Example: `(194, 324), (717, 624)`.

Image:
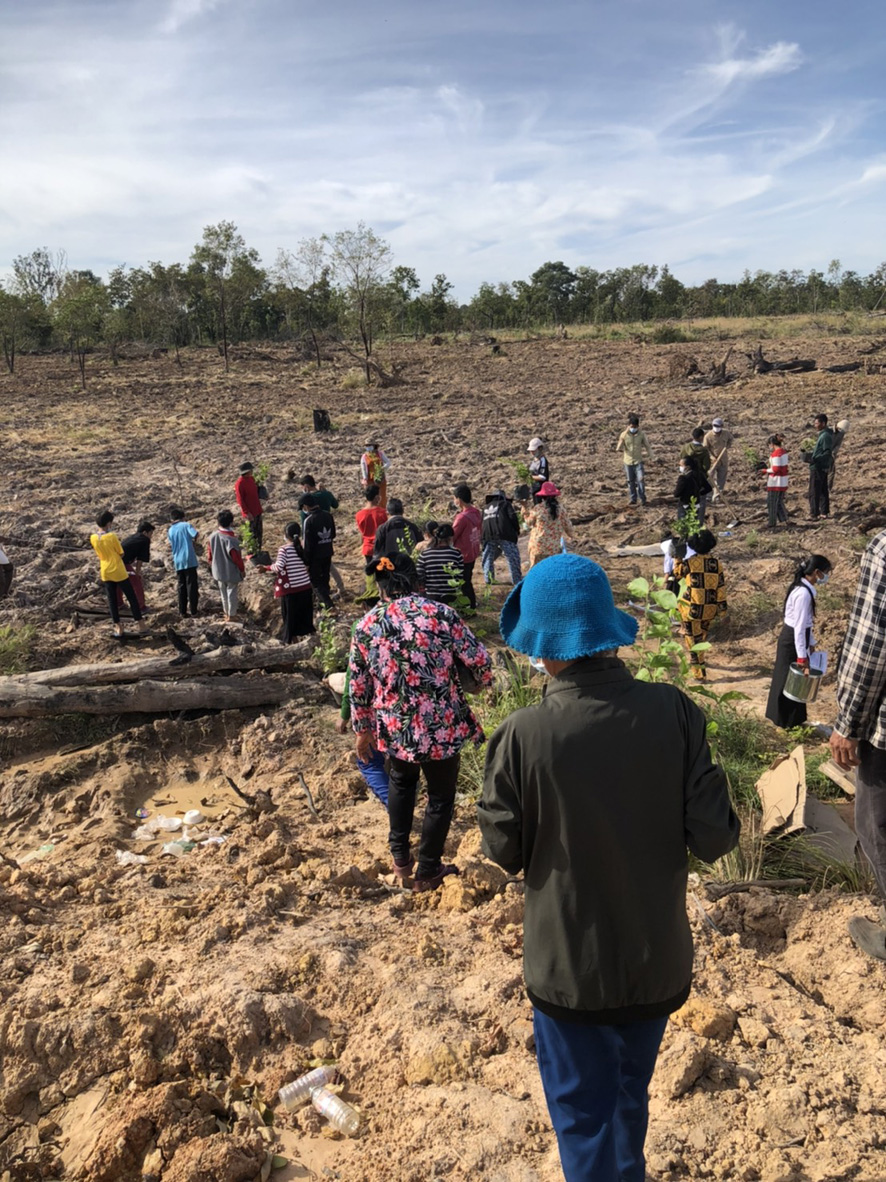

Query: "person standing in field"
(829, 528), (886, 960)
(674, 454), (712, 526)
(301, 494), (337, 609)
(0, 535), (12, 599)
(764, 433), (790, 529)
(118, 520), (154, 615)
(615, 413), (654, 507)
(207, 509), (245, 622)
(360, 439), (391, 508)
(478, 555), (739, 1182)
(808, 413), (834, 520)
(523, 482), (574, 566)
(452, 483), (482, 610)
(673, 529), (727, 682)
(349, 552), (493, 892)
(703, 417), (734, 501)
(261, 521), (314, 642)
(167, 506), (200, 619)
(355, 485), (388, 603)
(527, 437), (550, 499)
(235, 461), (264, 551)
(765, 555), (832, 730)
(372, 497), (423, 558)
(297, 474), (345, 598)
(481, 490), (523, 585)
(417, 523), (464, 606)
(90, 510), (149, 641)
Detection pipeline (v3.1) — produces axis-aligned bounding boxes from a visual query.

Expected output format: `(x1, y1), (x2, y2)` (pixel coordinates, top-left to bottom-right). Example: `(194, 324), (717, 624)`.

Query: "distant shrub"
(340, 369), (367, 390)
(652, 324), (691, 344)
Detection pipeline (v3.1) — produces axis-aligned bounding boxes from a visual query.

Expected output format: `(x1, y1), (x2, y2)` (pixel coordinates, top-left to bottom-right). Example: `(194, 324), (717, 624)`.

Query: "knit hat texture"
(500, 554), (638, 659)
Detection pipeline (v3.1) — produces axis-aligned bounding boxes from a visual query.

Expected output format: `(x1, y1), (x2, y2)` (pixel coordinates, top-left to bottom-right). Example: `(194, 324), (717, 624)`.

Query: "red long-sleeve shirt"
(235, 474), (262, 519)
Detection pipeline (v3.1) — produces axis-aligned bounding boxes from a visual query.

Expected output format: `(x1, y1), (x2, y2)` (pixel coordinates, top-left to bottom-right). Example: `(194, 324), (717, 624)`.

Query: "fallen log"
(822, 361), (862, 374)
(748, 346), (816, 374)
(0, 675), (290, 718)
(6, 639), (316, 689)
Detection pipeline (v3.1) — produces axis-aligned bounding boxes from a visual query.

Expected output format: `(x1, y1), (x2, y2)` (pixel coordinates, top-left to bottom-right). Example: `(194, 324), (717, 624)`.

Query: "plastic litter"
(135, 807), (150, 819)
(278, 1065), (338, 1111)
(18, 843), (56, 865)
(183, 809), (205, 826)
(116, 850), (148, 866)
(161, 840), (196, 857)
(155, 815), (183, 831)
(311, 1086), (360, 1136)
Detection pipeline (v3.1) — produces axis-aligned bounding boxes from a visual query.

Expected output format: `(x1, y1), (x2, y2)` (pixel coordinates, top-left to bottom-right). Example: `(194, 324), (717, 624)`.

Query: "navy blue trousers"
(533, 1010), (668, 1182)
(357, 750), (389, 807)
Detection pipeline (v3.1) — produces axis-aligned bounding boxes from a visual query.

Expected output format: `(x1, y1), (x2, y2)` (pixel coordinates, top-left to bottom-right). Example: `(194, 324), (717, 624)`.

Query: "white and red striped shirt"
(270, 543), (311, 598)
(767, 447), (789, 490)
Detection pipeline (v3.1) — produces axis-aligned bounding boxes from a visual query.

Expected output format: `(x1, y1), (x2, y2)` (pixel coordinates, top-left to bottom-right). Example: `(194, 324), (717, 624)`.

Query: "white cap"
(527, 437), (544, 452)
(712, 417), (724, 427)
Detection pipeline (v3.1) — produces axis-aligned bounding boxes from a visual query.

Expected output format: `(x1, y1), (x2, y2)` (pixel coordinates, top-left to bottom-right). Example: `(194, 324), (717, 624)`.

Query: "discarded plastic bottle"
(311, 1086), (360, 1136)
(278, 1066), (338, 1112)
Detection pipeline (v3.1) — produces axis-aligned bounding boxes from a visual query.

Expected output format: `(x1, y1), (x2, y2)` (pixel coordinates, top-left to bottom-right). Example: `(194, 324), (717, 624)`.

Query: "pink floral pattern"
(349, 595), (493, 761)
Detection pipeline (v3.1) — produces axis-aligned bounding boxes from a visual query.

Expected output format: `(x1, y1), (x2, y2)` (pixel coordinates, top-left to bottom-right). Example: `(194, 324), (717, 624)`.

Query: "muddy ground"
(1, 332), (885, 1181)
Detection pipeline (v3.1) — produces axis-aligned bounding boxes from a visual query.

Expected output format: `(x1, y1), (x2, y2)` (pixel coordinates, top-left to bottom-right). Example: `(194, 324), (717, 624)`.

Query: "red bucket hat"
(537, 481), (561, 498)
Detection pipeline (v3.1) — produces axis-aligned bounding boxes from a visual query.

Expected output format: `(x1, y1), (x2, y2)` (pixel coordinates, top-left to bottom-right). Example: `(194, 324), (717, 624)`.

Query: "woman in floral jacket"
(348, 552), (493, 891)
(523, 481), (574, 566)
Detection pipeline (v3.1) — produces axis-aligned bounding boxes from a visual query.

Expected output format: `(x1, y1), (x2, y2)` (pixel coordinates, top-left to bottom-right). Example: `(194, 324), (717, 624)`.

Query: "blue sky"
(0, 0), (884, 299)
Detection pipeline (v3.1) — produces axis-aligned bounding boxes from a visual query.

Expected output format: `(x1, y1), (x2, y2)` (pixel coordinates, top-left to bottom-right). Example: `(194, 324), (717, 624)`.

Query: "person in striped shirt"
(417, 523), (465, 605)
(260, 522), (315, 643)
(765, 434), (789, 529)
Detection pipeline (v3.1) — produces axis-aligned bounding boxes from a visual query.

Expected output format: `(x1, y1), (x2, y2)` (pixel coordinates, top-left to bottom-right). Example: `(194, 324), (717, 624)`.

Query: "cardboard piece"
(755, 745), (859, 861)
(756, 746), (807, 835)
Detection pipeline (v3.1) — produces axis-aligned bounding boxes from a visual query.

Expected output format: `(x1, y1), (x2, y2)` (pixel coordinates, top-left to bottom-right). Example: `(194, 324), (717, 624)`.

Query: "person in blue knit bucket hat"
(479, 554), (739, 1182)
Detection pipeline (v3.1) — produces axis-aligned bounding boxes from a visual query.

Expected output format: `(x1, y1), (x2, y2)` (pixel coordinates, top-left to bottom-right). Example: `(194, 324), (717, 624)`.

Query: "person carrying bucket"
(765, 554), (832, 729)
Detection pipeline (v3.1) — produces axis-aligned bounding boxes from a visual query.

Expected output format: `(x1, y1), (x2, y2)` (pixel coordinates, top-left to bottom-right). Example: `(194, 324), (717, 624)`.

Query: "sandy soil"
(1, 333), (885, 1181)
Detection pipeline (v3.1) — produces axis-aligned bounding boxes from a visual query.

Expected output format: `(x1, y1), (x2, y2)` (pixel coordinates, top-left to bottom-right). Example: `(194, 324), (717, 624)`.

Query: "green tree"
(12, 248), (67, 303)
(53, 271), (109, 388)
(273, 239), (339, 364)
(324, 222), (393, 381)
(528, 260), (576, 323)
(0, 287), (42, 374)
(191, 221), (265, 370)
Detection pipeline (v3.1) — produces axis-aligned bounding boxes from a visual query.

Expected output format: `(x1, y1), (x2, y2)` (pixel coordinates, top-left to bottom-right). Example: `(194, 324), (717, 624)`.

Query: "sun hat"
(536, 481), (561, 498)
(712, 417), (724, 427)
(500, 554), (638, 660)
(365, 439), (379, 449)
(238, 461), (254, 473)
(837, 419), (849, 432)
(527, 437), (544, 452)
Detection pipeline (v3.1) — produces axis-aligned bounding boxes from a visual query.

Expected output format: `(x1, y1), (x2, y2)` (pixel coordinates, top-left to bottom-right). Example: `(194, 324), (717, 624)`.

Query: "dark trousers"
(533, 1010), (668, 1182)
(809, 467), (830, 517)
(252, 514), (263, 549)
(462, 559), (477, 610)
(767, 489), (789, 528)
(280, 588), (315, 643)
(104, 578), (142, 624)
(177, 567), (199, 616)
(387, 753), (460, 878)
(857, 742), (886, 899)
(307, 554), (333, 608)
(0, 563), (13, 598)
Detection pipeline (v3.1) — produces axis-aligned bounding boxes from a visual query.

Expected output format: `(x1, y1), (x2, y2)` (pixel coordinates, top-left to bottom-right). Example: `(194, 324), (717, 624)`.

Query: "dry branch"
(5, 640), (315, 689)
(0, 675), (290, 718)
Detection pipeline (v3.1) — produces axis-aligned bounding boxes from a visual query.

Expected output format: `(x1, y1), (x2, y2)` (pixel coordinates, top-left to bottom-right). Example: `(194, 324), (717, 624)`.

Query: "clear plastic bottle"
(311, 1086), (360, 1136)
(277, 1066), (338, 1112)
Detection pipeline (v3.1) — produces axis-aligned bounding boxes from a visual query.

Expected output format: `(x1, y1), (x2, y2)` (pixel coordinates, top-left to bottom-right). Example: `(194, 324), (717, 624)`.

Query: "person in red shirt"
(235, 461), (264, 550)
(355, 484), (388, 603)
(452, 483), (483, 610)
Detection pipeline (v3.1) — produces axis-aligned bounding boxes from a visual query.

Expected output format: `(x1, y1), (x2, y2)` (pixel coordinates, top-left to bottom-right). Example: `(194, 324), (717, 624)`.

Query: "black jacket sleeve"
(478, 722), (524, 874)
(679, 694), (740, 863)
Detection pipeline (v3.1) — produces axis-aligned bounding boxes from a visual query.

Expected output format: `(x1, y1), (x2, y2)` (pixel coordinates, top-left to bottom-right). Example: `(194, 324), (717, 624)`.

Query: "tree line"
(1, 222), (885, 383)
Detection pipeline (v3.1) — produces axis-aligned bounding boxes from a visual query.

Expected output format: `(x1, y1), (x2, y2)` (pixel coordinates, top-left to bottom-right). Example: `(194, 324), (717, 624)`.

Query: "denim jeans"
(624, 463), (646, 504)
(533, 1010), (668, 1182)
(482, 540), (522, 584)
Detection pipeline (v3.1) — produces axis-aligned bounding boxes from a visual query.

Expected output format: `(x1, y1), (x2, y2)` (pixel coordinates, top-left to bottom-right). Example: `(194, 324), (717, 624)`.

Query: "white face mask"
(679, 466), (688, 475)
(713, 426), (722, 434)
(629, 427), (638, 434)
(818, 573), (830, 585)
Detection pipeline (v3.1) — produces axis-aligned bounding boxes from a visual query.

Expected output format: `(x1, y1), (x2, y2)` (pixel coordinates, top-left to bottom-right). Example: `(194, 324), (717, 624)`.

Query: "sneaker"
(413, 864), (459, 893)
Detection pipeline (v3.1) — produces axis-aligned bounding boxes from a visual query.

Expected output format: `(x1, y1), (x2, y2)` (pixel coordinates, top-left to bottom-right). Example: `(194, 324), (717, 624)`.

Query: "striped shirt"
(417, 545), (464, 600)
(835, 530), (886, 747)
(766, 447), (789, 490)
(270, 543), (311, 598)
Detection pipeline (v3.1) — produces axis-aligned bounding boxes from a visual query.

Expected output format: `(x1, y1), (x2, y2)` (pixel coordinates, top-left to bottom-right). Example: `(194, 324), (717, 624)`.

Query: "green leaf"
(651, 590), (678, 611)
(634, 668), (652, 681)
(690, 642), (712, 653)
(271, 1157), (289, 1170)
(627, 577), (649, 598)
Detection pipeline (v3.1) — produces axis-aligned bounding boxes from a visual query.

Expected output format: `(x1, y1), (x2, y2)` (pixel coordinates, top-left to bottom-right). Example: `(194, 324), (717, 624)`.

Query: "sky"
(0, 0), (884, 300)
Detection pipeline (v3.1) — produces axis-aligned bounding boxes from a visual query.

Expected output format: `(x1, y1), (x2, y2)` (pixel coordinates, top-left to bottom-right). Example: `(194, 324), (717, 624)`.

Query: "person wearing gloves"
(703, 417), (734, 501)
(527, 437), (550, 498)
(478, 554), (739, 1182)
(360, 439), (391, 508)
(615, 413), (654, 507)
(765, 554), (832, 729)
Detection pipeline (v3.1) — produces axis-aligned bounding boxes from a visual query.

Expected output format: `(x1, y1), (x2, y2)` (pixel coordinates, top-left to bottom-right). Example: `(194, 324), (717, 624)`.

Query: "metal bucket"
(783, 662), (823, 704)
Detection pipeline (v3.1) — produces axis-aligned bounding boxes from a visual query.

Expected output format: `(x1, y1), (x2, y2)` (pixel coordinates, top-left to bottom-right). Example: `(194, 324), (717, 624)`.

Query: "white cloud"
(704, 40), (803, 87)
(159, 0), (227, 35)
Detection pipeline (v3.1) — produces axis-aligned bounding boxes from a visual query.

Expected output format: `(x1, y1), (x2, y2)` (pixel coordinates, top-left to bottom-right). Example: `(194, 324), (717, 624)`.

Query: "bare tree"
(324, 223), (393, 382)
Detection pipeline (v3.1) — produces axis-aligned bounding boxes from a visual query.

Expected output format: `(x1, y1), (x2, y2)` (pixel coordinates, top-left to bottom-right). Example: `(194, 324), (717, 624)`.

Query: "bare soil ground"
(1, 332), (885, 1182)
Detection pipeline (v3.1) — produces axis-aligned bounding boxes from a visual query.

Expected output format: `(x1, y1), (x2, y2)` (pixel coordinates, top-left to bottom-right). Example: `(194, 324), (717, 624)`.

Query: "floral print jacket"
(348, 595), (494, 762)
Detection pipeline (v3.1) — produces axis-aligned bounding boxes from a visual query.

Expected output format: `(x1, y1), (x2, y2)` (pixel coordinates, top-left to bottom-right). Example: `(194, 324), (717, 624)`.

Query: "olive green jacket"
(478, 658), (739, 1021)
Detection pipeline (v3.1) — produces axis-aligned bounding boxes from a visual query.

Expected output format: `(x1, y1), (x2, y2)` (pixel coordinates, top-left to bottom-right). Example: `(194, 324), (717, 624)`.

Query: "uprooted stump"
(748, 345), (816, 374)
(669, 352), (701, 380)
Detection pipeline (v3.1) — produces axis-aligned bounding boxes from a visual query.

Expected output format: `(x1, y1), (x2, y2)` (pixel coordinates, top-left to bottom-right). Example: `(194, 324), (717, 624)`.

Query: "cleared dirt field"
(1, 331), (885, 1181)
